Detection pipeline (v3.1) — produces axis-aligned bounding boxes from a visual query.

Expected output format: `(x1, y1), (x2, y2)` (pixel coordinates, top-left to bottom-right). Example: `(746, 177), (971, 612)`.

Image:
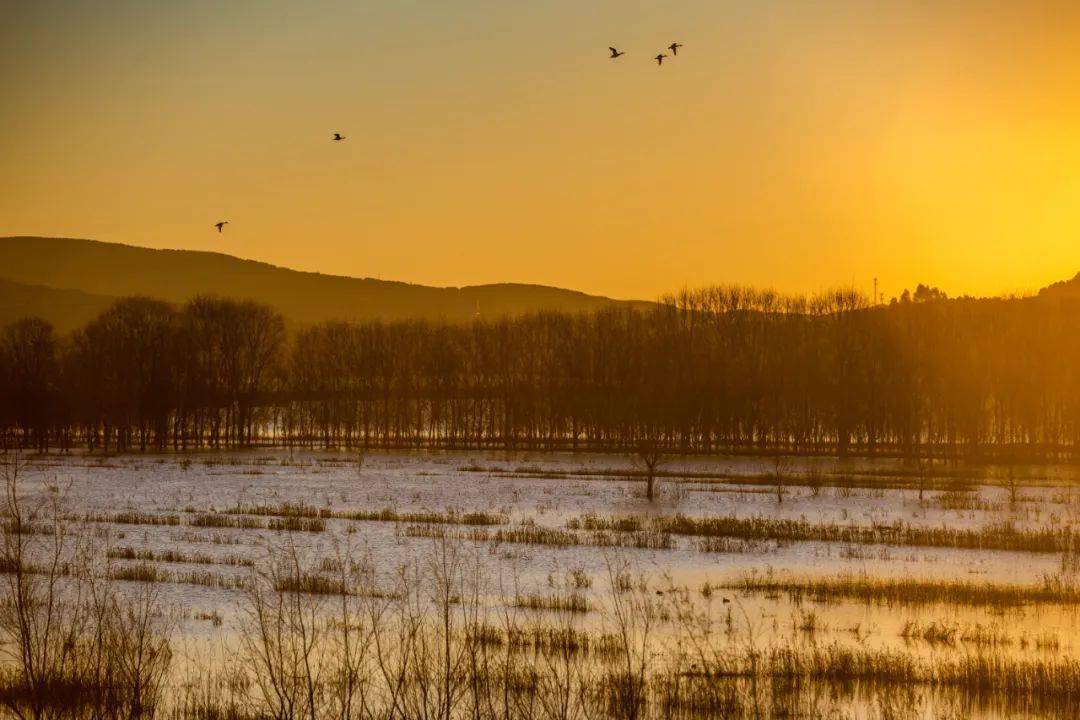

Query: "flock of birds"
(213, 42), (683, 233)
(610, 41), (682, 65)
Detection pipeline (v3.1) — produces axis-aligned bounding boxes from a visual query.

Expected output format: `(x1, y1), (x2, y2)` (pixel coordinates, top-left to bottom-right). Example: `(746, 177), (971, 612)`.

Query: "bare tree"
(772, 455), (792, 504)
(1001, 453), (1020, 508)
(915, 457), (930, 503)
(239, 543), (326, 720)
(634, 438), (665, 502)
(603, 560), (658, 720)
(0, 453), (172, 719)
(0, 319), (57, 452)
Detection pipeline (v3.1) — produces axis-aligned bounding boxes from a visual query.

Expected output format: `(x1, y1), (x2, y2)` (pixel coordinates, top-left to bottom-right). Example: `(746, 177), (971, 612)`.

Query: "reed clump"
(84, 511), (182, 526)
(226, 502), (331, 519)
(467, 623), (622, 655)
(513, 593), (592, 613)
(190, 513), (264, 529)
(108, 563), (166, 583)
(901, 620), (1012, 647)
(273, 573), (350, 596)
(932, 490), (1003, 512)
(697, 537), (770, 554)
(267, 516), (326, 532)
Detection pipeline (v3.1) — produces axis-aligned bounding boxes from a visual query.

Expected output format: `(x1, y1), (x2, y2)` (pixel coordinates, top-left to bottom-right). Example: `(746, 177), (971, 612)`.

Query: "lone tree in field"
(773, 454), (792, 504)
(635, 438), (665, 502)
(915, 457), (930, 503)
(1000, 450), (1021, 508)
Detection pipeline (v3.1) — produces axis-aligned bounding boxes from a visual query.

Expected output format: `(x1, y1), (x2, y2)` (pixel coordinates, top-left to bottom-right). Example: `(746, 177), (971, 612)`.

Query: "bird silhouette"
(333, 132), (346, 142)
(668, 42), (683, 56)
(214, 221), (228, 233)
(609, 47), (625, 59)
(655, 53), (668, 66)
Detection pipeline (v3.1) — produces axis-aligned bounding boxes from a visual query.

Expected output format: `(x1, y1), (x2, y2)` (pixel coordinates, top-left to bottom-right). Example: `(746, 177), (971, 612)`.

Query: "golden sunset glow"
(11, 6), (1080, 717)
(3, 1), (1080, 299)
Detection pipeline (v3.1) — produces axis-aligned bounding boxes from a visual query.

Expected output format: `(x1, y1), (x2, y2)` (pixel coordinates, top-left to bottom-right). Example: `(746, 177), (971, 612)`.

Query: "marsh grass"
(225, 502), (330, 519)
(931, 490), (1003, 512)
(736, 642), (1080, 715)
(171, 570), (249, 590)
(83, 511), (182, 526)
(0, 455), (174, 719)
(226, 503), (507, 527)
(193, 610), (224, 626)
(682, 485), (778, 496)
(407, 522), (678, 550)
(467, 623), (622, 655)
(104, 562), (249, 590)
(9, 453), (1080, 720)
(513, 593), (592, 614)
(173, 531), (246, 545)
(106, 547), (254, 567)
(0, 519), (56, 535)
(697, 537), (771, 554)
(569, 514), (644, 532)
(473, 463), (984, 493)
(575, 513), (1075, 553)
(108, 562), (166, 583)
(665, 635), (1080, 718)
(568, 567), (592, 589)
(1, 554), (250, 593)
(901, 620), (1012, 647)
(336, 507), (508, 526)
(730, 572), (1080, 606)
(190, 513), (264, 529)
(83, 510), (325, 532)
(272, 572), (350, 596)
(267, 516), (326, 532)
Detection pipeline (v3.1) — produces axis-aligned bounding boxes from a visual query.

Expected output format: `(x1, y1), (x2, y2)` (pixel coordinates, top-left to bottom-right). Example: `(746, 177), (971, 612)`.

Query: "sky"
(3, 0), (1080, 301)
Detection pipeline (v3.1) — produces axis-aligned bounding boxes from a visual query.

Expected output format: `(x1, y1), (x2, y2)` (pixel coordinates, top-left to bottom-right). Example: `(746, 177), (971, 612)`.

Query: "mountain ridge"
(0, 236), (649, 328)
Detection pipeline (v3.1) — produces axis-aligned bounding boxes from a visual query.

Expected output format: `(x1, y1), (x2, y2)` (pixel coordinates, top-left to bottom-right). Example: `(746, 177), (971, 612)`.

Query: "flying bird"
(668, 42), (683, 56)
(655, 53), (668, 66)
(609, 47), (625, 59)
(333, 132), (346, 141)
(214, 221), (228, 233)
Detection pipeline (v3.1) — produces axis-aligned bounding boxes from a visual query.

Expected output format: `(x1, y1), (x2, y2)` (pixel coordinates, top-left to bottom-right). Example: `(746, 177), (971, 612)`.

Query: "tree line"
(2, 288), (1079, 458)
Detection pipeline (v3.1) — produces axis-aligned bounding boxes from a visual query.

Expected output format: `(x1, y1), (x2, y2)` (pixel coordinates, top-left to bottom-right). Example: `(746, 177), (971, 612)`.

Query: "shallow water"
(13, 449), (1080, 718)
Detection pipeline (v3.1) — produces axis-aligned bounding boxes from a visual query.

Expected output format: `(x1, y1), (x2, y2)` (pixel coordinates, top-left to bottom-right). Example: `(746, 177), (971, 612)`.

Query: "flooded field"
(8, 450), (1080, 719)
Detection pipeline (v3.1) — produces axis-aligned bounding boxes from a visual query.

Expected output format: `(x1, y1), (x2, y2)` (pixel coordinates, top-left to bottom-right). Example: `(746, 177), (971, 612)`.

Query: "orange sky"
(3, 1), (1080, 300)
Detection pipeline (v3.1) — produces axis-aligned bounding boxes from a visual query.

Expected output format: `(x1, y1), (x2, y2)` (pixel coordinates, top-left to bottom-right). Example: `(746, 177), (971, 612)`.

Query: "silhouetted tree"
(0, 319), (57, 451)
(634, 438), (665, 502)
(4, 285), (1080, 458)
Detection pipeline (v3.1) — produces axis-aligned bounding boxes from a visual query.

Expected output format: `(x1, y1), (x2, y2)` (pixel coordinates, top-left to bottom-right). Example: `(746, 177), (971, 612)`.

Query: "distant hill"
(0, 278), (120, 333)
(0, 237), (646, 328)
(1038, 272), (1080, 300)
